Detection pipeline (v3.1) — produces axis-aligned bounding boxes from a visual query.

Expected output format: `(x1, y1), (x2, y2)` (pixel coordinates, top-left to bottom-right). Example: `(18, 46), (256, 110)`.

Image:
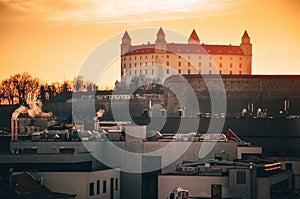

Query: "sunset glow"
(1, 0), (300, 87)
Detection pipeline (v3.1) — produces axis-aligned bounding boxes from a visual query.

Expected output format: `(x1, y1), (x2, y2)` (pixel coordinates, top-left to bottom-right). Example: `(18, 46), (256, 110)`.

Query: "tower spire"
(188, 29), (200, 44)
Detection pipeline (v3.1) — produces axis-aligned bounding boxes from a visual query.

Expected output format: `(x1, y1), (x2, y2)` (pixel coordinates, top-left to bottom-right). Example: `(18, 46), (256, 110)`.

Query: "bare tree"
(9, 72), (41, 106)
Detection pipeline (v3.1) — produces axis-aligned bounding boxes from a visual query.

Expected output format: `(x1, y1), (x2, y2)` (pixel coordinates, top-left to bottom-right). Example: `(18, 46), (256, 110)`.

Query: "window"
(129, 57), (131, 61)
(178, 56), (181, 59)
(145, 62), (147, 66)
(135, 56), (136, 60)
(230, 70), (232, 75)
(129, 63), (131, 68)
(166, 61), (169, 66)
(140, 70), (142, 75)
(236, 171), (246, 184)
(140, 56), (142, 60)
(219, 63), (222, 67)
(239, 71), (242, 75)
(230, 57), (232, 60)
(167, 55), (169, 58)
(115, 178), (118, 191)
(103, 180), (107, 193)
(145, 56), (147, 59)
(178, 62), (181, 67)
(152, 61), (154, 66)
(89, 182), (94, 196)
(188, 69), (191, 74)
(97, 180), (100, 194)
(220, 56), (222, 60)
(166, 69), (169, 74)
(178, 69), (181, 74)
(209, 70), (211, 74)
(230, 63), (232, 68)
(239, 63), (242, 68)
(123, 63), (126, 68)
(199, 62), (201, 67)
(219, 70), (222, 74)
(145, 69), (147, 74)
(152, 69), (154, 75)
(134, 63), (136, 67)
(188, 62), (191, 67)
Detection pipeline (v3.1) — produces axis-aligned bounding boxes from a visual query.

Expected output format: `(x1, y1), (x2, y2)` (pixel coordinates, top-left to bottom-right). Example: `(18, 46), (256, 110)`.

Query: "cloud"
(0, 0), (248, 24)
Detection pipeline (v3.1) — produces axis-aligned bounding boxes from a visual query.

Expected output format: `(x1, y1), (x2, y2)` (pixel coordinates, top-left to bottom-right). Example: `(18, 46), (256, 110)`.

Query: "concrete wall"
(38, 169), (120, 199)
(158, 175), (229, 199)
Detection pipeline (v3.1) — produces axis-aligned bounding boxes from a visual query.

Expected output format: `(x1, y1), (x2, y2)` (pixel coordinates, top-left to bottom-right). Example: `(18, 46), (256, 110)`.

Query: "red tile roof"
(123, 43), (244, 56)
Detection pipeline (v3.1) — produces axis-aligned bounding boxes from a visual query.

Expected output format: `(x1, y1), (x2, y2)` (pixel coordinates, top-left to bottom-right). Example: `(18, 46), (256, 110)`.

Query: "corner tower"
(121, 31), (131, 56)
(240, 30), (252, 74)
(188, 29), (200, 44)
(155, 27), (167, 53)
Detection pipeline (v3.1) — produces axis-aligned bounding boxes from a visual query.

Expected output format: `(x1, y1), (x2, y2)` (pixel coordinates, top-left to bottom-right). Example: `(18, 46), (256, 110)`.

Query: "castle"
(120, 27), (252, 82)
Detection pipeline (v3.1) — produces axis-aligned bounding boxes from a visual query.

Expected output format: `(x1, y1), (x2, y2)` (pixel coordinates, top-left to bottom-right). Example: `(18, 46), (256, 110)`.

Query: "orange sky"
(0, 0), (300, 87)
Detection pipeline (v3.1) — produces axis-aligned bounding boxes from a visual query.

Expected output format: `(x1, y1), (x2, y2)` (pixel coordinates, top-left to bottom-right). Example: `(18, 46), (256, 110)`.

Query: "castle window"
(239, 71), (242, 75)
(156, 55), (158, 59)
(230, 63), (232, 68)
(135, 56), (137, 60)
(140, 62), (142, 66)
(178, 62), (181, 67)
(129, 57), (131, 61)
(188, 62), (191, 67)
(152, 62), (154, 66)
(129, 63), (131, 68)
(140, 70), (142, 75)
(145, 56), (147, 59)
(167, 55), (169, 58)
(166, 69), (169, 74)
(219, 63), (222, 68)
(124, 57), (126, 61)
(89, 182), (94, 196)
(145, 69), (148, 75)
(145, 62), (147, 66)
(220, 56), (222, 60)
(135, 63), (137, 67)
(230, 70), (232, 75)
(152, 55), (154, 59)
(188, 69), (191, 74)
(179, 56), (181, 59)
(178, 69), (181, 74)
(124, 64), (126, 68)
(239, 57), (242, 60)
(239, 63), (242, 68)
(97, 180), (100, 194)
(166, 61), (169, 66)
(199, 62), (201, 67)
(219, 70), (222, 74)
(140, 56), (142, 60)
(135, 70), (137, 75)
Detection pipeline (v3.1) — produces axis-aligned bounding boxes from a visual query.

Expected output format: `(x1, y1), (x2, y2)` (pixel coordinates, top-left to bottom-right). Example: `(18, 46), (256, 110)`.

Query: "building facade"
(120, 27), (252, 85)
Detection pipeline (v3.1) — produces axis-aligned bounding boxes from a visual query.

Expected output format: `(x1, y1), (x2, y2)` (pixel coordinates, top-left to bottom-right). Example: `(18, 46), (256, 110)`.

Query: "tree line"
(0, 72), (97, 105)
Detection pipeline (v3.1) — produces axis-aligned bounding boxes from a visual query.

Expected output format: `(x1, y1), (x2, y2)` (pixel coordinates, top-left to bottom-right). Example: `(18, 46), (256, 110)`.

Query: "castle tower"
(240, 30), (252, 56)
(188, 29), (200, 44)
(240, 30), (252, 74)
(155, 27), (167, 53)
(121, 31), (131, 56)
